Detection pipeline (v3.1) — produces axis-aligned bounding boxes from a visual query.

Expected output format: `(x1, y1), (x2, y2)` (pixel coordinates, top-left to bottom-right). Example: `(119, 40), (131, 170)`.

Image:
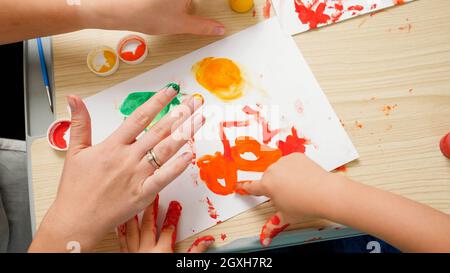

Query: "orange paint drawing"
(197, 105), (310, 196)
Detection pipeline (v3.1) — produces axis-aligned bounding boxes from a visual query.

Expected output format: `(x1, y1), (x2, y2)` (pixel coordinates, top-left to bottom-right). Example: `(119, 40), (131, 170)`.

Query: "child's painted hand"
(237, 153), (342, 247)
(29, 85), (205, 252)
(118, 196), (215, 253)
(90, 0), (225, 36)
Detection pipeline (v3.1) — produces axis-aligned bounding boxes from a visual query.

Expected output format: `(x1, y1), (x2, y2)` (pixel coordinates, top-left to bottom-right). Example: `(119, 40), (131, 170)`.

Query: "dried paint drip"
(120, 85), (182, 127)
(260, 215), (290, 247)
(187, 236), (215, 252)
(206, 197), (219, 219)
(87, 46), (119, 76)
(193, 57), (244, 101)
(197, 106), (310, 195)
(162, 201), (182, 251)
(117, 35), (148, 64)
(47, 119), (71, 151)
(383, 104), (398, 116)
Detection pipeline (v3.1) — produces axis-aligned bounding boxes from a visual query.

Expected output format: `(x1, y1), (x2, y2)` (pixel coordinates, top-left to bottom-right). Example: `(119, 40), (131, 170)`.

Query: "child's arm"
(0, 0), (224, 45)
(239, 153), (450, 252)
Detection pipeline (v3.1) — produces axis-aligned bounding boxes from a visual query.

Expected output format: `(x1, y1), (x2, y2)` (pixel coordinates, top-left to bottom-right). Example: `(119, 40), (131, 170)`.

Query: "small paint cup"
(440, 132), (450, 158)
(47, 119), (71, 151)
(117, 35), (149, 65)
(87, 46), (120, 77)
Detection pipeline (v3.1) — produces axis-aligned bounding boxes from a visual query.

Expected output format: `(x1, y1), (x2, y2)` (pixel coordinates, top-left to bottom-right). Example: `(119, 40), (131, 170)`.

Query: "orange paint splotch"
(277, 127), (308, 156)
(334, 164), (347, 172)
(382, 104), (398, 116)
(355, 121), (364, 129)
(193, 57), (244, 101)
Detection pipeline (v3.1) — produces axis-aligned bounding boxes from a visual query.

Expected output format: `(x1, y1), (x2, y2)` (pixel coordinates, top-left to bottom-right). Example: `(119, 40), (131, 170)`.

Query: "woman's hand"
(89, 0), (225, 36)
(237, 153), (342, 247)
(29, 84), (205, 252)
(118, 195), (214, 253)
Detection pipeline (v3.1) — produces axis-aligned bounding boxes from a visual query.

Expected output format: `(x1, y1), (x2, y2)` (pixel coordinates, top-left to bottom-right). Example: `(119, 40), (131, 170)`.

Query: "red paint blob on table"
(187, 235), (215, 252)
(162, 201), (182, 251)
(440, 132), (450, 159)
(263, 0), (271, 19)
(49, 120), (71, 149)
(334, 164), (347, 172)
(221, 233), (227, 241)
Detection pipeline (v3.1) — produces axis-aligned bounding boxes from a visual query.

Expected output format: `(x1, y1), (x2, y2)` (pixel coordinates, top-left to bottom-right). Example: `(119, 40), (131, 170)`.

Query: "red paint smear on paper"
(393, 0), (405, 5)
(295, 1), (330, 29)
(49, 121), (70, 149)
(221, 233), (227, 241)
(206, 197), (219, 219)
(243, 105), (282, 144)
(277, 127), (308, 156)
(348, 5), (364, 11)
(260, 215), (289, 247)
(162, 201), (182, 251)
(187, 235), (215, 252)
(263, 0), (272, 19)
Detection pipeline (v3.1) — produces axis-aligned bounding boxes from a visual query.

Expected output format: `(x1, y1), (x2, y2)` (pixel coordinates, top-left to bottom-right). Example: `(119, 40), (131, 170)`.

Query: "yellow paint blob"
(193, 57), (244, 101)
(229, 0), (254, 13)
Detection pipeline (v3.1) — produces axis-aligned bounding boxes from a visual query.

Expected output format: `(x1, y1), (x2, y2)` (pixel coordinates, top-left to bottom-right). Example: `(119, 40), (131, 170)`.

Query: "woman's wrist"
(29, 202), (102, 252)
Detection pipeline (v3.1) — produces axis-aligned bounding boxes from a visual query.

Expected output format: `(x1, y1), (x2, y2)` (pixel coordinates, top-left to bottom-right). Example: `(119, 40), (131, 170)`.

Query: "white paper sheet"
(272, 0), (416, 36)
(83, 18), (359, 242)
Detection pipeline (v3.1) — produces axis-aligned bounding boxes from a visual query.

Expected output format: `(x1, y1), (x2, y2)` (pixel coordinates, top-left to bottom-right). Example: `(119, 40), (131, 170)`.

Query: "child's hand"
(91, 0), (225, 36)
(118, 196), (215, 253)
(237, 153), (341, 247)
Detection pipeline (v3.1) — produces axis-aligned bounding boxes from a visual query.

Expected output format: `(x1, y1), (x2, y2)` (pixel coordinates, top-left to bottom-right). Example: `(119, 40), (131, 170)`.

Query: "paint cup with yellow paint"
(87, 46), (120, 77)
(229, 0), (254, 13)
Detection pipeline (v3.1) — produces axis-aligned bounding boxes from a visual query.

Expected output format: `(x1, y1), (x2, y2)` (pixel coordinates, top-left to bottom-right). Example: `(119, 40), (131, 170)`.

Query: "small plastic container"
(117, 35), (149, 65)
(87, 46), (120, 77)
(47, 119), (71, 151)
(440, 132), (450, 158)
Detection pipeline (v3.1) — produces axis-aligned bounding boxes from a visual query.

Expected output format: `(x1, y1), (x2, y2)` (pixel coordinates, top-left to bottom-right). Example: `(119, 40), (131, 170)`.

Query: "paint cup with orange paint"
(440, 132), (450, 158)
(47, 119), (71, 151)
(87, 46), (120, 77)
(117, 35), (149, 65)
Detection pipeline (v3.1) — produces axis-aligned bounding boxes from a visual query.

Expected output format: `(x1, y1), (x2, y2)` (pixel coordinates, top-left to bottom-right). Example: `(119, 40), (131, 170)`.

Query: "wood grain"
(31, 0), (450, 252)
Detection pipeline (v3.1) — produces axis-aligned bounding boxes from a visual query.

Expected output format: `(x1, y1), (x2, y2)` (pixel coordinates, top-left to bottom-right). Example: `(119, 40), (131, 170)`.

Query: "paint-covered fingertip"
(260, 237), (272, 247)
(166, 82), (181, 93)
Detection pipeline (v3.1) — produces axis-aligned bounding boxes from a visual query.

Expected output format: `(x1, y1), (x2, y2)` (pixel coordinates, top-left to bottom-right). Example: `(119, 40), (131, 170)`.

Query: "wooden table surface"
(31, 0), (450, 252)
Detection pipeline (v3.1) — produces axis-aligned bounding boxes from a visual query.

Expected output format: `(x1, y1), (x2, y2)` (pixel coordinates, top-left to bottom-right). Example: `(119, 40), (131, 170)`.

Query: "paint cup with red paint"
(47, 119), (71, 151)
(117, 35), (148, 65)
(440, 132), (450, 159)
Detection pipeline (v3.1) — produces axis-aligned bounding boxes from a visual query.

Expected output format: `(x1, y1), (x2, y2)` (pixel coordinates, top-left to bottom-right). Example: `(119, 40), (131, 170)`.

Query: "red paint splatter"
(216, 220), (223, 224)
(260, 215), (289, 247)
(221, 233), (227, 241)
(206, 197), (219, 219)
(49, 121), (71, 149)
(334, 164), (347, 172)
(277, 127), (308, 156)
(243, 105), (282, 144)
(370, 3), (378, 10)
(263, 0), (272, 19)
(187, 235), (215, 252)
(295, 1), (330, 29)
(393, 0), (405, 5)
(348, 5), (364, 11)
(162, 201), (182, 251)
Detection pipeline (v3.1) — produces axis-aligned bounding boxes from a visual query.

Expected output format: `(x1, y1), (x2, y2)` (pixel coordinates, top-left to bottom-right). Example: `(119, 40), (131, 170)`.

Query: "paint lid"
(87, 46), (120, 77)
(117, 35), (149, 65)
(440, 132), (450, 159)
(47, 119), (71, 151)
